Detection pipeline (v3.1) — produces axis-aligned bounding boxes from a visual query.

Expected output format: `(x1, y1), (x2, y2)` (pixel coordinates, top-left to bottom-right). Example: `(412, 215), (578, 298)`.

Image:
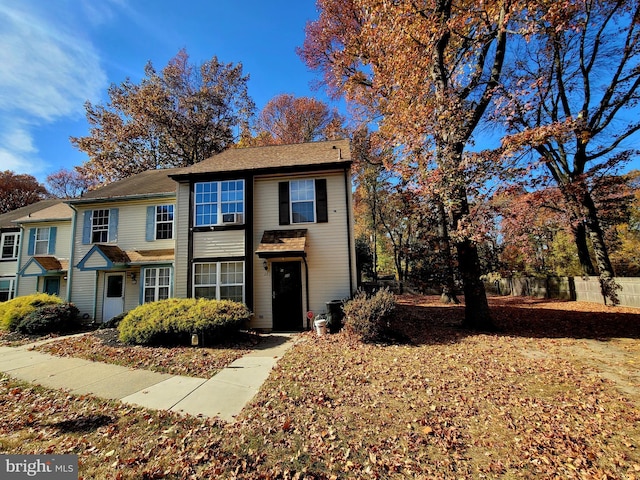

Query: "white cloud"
(0, 123), (40, 175)
(0, 1), (108, 174)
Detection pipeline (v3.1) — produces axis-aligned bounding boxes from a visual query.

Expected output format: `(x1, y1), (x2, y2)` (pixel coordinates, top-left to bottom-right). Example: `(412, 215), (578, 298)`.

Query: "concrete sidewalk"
(0, 334), (296, 422)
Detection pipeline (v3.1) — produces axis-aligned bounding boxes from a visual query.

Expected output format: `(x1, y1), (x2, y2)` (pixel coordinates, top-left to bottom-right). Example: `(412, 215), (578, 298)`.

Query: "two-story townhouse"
(67, 169), (177, 322)
(170, 139), (356, 331)
(0, 200), (68, 301)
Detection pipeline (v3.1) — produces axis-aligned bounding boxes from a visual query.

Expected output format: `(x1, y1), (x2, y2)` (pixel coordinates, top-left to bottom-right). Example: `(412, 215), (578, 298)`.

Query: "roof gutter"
(67, 192), (175, 206)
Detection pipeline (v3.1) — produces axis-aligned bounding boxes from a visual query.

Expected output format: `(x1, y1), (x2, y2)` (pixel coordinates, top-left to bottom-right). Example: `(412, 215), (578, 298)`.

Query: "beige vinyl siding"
(174, 182), (190, 298)
(252, 170), (355, 330)
(71, 197), (175, 321)
(0, 259), (17, 277)
(16, 275), (37, 298)
(192, 230), (244, 258)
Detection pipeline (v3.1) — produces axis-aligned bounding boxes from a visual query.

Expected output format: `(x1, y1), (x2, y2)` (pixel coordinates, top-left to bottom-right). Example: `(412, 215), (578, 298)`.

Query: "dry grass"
(0, 295), (639, 479)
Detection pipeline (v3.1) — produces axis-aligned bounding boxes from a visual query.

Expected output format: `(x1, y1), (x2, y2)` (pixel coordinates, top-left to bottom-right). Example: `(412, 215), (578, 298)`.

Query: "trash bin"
(326, 300), (344, 333)
(314, 316), (327, 336)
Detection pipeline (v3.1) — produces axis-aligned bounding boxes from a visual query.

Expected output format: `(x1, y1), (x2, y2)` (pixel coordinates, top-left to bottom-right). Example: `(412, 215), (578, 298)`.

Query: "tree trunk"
(436, 197), (460, 304)
(580, 189), (620, 305)
(456, 238), (494, 330)
(572, 222), (597, 276)
(449, 186), (494, 330)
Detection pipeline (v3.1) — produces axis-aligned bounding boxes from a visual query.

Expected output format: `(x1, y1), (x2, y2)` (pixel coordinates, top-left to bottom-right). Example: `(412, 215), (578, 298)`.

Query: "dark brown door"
(272, 262), (303, 331)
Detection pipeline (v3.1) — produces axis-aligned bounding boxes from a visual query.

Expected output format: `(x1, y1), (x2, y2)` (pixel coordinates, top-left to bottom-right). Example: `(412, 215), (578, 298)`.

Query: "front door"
(272, 262), (303, 331)
(103, 273), (124, 322)
(43, 277), (60, 296)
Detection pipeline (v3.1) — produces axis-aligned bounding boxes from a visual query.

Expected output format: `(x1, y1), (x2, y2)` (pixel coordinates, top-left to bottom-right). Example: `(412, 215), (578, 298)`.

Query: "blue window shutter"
(48, 227), (57, 254)
(146, 206), (156, 241)
(109, 208), (119, 242)
(82, 211), (92, 244)
(27, 228), (35, 255)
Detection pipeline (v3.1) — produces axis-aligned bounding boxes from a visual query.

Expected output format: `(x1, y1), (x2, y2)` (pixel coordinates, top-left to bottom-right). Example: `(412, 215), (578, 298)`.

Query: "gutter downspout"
(14, 226), (25, 298)
(67, 204), (78, 301)
(303, 256), (310, 330)
(93, 270), (99, 322)
(344, 167), (354, 295)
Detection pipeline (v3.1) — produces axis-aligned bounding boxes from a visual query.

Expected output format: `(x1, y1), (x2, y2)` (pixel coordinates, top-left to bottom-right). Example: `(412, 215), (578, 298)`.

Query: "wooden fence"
(485, 276), (640, 308)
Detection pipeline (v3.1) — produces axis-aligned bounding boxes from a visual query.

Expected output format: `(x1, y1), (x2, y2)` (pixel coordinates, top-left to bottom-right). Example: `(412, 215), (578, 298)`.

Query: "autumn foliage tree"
(0, 171), (48, 214)
(46, 168), (97, 198)
(71, 49), (254, 185)
(498, 0), (640, 303)
(299, 0), (554, 329)
(244, 94), (345, 146)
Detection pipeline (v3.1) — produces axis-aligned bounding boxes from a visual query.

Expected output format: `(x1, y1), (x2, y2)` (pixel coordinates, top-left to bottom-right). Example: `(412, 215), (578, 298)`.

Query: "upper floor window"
(83, 209), (118, 245)
(34, 227), (50, 255)
(27, 227), (56, 256)
(92, 209), (109, 243)
(147, 205), (174, 241)
(279, 179), (328, 225)
(1, 232), (20, 260)
(291, 179), (316, 223)
(194, 180), (244, 227)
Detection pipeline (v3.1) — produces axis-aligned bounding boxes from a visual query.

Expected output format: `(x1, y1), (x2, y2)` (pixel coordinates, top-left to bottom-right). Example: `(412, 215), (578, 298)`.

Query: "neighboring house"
(67, 169), (177, 323)
(3, 139), (357, 332)
(170, 139), (356, 331)
(0, 200), (71, 301)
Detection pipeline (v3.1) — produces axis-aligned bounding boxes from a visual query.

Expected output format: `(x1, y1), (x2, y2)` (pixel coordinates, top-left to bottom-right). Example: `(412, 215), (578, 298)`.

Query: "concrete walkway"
(0, 334), (296, 422)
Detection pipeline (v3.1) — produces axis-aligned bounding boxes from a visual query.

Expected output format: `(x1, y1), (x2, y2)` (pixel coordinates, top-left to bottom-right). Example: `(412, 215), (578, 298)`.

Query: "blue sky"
(0, 0), (332, 183)
(1, 1), (638, 186)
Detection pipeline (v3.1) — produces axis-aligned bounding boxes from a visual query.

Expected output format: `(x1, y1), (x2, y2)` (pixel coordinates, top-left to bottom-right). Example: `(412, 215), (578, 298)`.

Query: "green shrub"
(118, 298), (250, 346)
(16, 303), (80, 335)
(0, 294), (63, 332)
(343, 288), (396, 343)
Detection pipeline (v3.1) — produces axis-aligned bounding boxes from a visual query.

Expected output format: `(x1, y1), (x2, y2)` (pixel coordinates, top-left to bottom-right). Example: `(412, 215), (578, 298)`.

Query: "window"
(1, 232), (20, 260)
(279, 179), (327, 225)
(290, 179), (316, 223)
(155, 205), (174, 240)
(0, 278), (15, 302)
(144, 267), (171, 303)
(194, 180), (244, 227)
(92, 209), (110, 243)
(193, 261), (244, 302)
(34, 228), (50, 255)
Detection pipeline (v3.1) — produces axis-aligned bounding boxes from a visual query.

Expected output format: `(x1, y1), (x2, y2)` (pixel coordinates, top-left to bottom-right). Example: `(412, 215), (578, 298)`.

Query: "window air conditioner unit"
(222, 213), (240, 224)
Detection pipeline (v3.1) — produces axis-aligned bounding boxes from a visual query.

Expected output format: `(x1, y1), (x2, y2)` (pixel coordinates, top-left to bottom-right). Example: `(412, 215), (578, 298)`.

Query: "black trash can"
(326, 300), (344, 333)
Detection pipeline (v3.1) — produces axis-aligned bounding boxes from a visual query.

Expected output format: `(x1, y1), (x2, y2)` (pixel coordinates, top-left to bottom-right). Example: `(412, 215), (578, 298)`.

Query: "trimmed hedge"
(118, 298), (250, 346)
(343, 288), (396, 343)
(16, 303), (80, 335)
(0, 294), (63, 332)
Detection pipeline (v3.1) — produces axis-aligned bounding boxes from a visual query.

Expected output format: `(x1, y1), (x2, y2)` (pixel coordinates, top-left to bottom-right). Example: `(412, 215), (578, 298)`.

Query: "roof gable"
(20, 256), (68, 277)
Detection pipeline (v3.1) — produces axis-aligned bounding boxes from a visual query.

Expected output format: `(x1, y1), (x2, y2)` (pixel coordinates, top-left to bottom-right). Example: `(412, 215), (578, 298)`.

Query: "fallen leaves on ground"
(1, 295), (639, 479)
(33, 329), (258, 378)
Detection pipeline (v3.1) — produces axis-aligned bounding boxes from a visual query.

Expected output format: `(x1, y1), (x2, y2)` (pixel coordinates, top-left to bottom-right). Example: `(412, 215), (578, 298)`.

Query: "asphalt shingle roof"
(170, 139), (351, 178)
(0, 200), (70, 228)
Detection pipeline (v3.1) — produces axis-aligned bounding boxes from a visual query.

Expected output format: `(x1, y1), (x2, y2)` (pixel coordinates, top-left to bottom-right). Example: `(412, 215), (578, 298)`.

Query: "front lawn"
(1, 295), (639, 479)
